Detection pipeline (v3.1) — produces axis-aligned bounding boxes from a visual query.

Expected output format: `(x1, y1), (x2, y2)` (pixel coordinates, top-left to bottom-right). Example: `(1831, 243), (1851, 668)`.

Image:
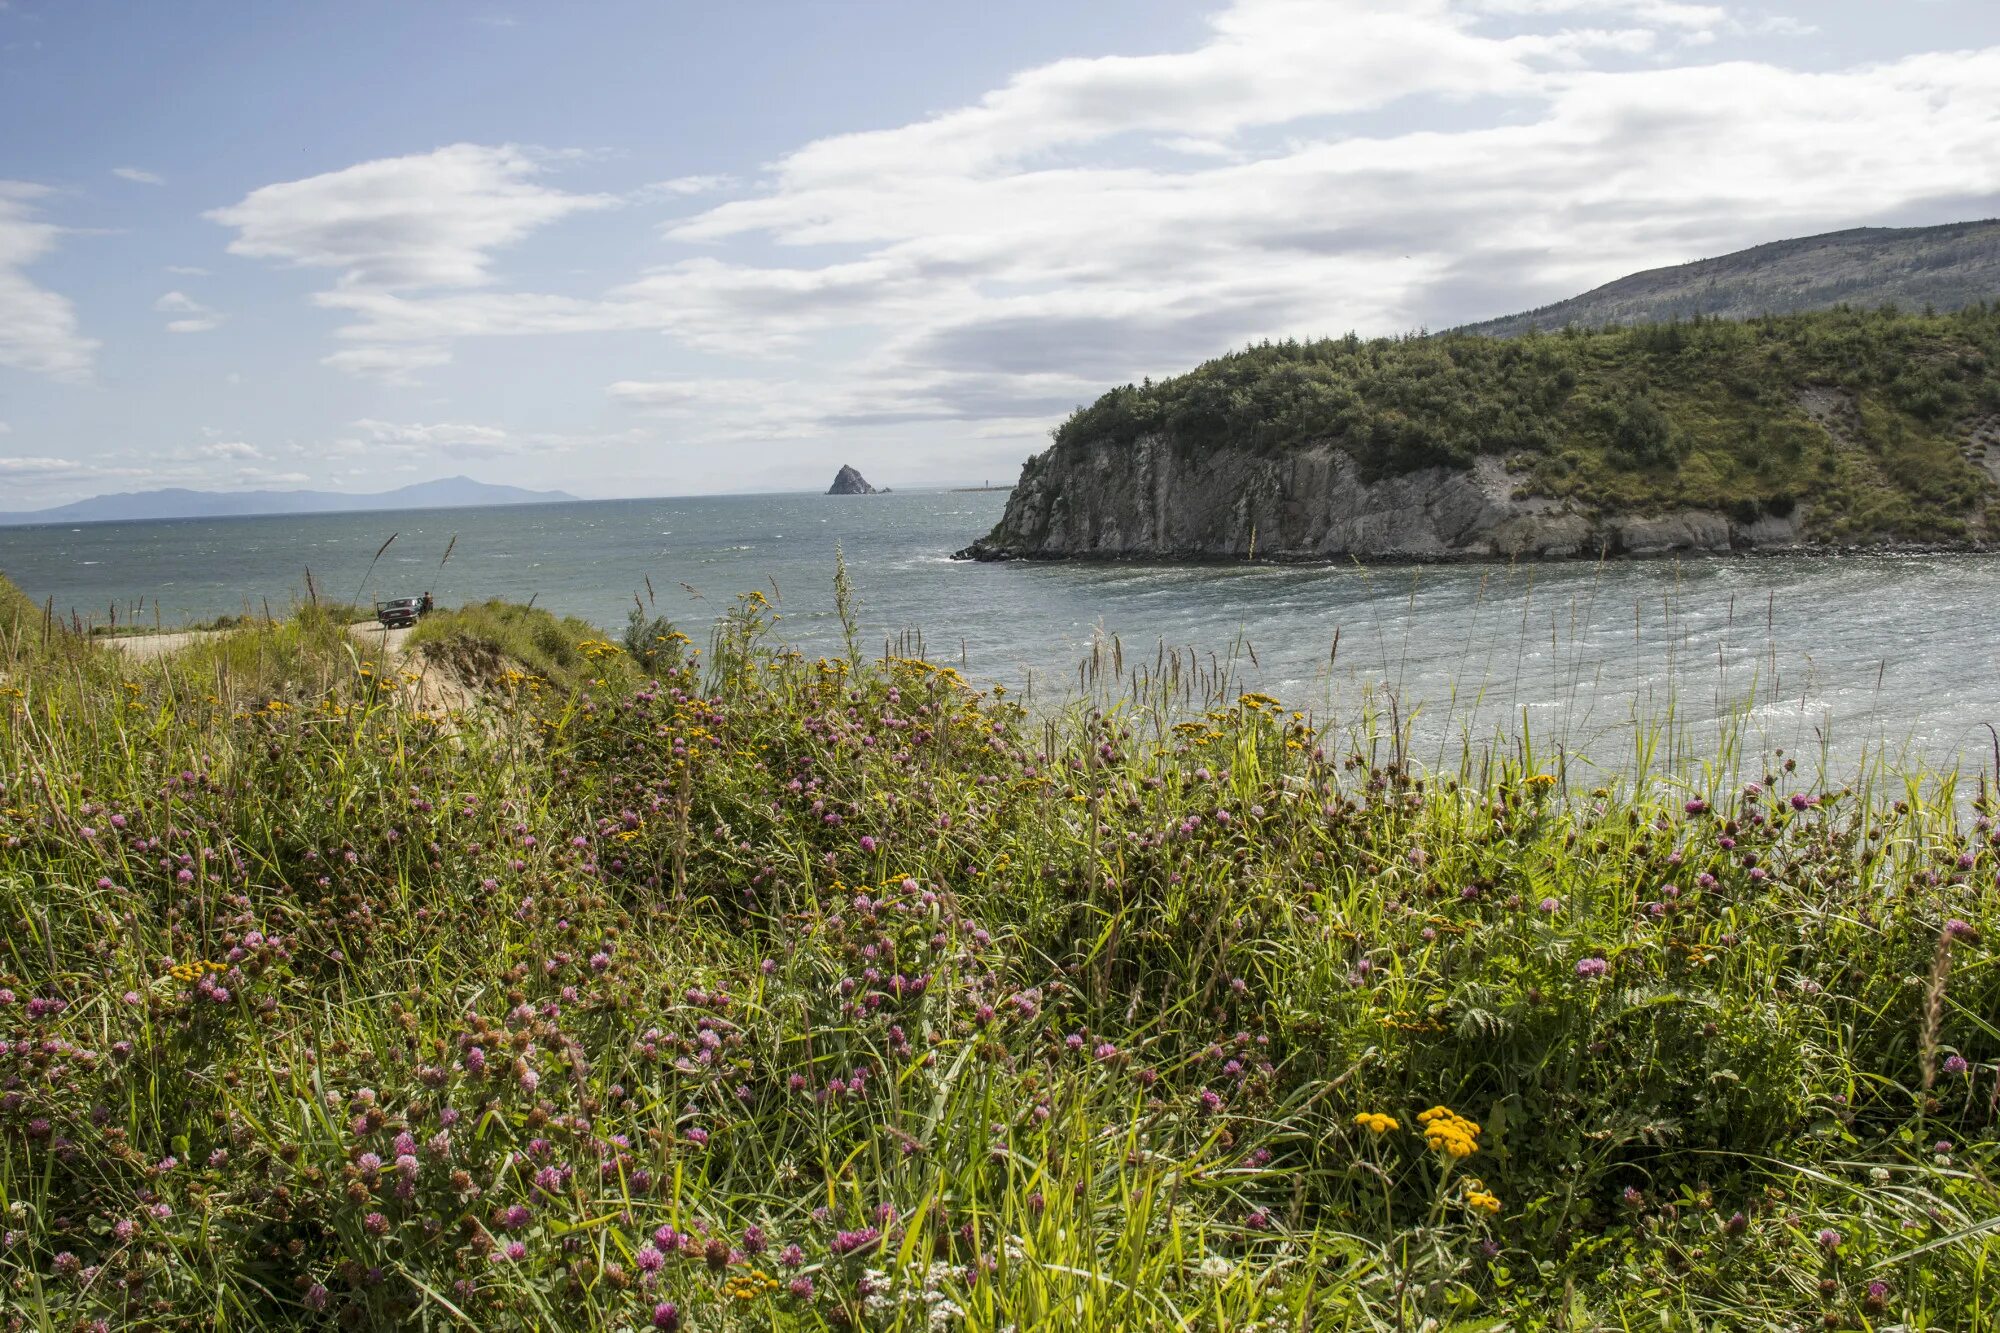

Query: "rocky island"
(827, 464), (880, 495)
(960, 303), (2000, 563)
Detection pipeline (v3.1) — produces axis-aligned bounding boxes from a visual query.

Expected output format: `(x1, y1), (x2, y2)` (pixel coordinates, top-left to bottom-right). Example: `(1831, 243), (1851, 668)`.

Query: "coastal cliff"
(960, 446), (1807, 561)
(960, 305), (2000, 562)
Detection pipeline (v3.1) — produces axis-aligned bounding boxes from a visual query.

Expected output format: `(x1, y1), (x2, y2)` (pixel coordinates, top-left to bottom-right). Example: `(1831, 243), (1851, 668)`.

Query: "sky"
(3, 0), (2000, 507)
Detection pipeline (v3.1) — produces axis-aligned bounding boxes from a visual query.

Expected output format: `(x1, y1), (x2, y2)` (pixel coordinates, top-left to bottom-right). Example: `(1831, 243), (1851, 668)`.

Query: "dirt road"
(104, 621), (412, 661)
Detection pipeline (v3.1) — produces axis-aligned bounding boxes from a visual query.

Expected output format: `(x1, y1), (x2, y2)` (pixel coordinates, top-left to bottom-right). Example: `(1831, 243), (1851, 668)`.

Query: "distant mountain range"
(0, 476), (578, 526)
(1459, 219), (2000, 337)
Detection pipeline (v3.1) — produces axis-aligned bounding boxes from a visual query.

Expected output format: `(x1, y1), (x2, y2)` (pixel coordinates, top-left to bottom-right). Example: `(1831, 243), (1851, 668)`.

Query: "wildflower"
(304, 1283), (330, 1312)
(1417, 1106), (1481, 1158)
(1869, 1166), (1891, 1184)
(1864, 1280), (1889, 1314)
(831, 1226), (881, 1256)
(1575, 957), (1609, 979)
(723, 1270), (781, 1302)
(635, 1244), (665, 1273)
(1538, 897), (1560, 913)
(1944, 1054), (1969, 1075)
(1353, 1111), (1399, 1135)
(1197, 1255), (1233, 1281)
(1464, 1189), (1502, 1215)
(1816, 1228), (1842, 1252)
(651, 1301), (681, 1330)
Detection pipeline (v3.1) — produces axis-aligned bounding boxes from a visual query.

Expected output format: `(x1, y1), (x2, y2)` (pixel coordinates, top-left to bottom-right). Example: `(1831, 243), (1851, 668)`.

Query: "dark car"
(374, 597), (422, 629)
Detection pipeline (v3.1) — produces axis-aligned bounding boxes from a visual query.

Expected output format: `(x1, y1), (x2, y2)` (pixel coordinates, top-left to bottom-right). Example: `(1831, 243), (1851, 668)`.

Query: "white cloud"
(112, 166), (165, 185)
(0, 182), (98, 379)
(0, 455), (81, 474)
(1471, 0), (1724, 27)
(197, 440), (263, 460)
(209, 143), (617, 380)
(1751, 16), (1816, 37)
(0, 455), (150, 484)
(347, 417), (517, 457)
(155, 289), (224, 333)
(166, 264), (210, 276)
(647, 174), (739, 196)
(208, 143), (616, 290)
(320, 343), (454, 384)
(205, 2), (2000, 446)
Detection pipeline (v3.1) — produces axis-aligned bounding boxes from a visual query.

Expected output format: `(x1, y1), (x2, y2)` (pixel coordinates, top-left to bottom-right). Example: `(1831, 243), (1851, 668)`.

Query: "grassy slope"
(3, 579), (1999, 1329)
(408, 598), (633, 695)
(1044, 304), (2000, 543)
(0, 576), (1992, 1320)
(1457, 221), (2000, 338)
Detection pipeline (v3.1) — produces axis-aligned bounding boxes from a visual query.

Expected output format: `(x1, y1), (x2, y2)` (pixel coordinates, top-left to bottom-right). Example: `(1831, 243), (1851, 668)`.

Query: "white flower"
(1869, 1166), (1891, 1184)
(1197, 1255), (1234, 1281)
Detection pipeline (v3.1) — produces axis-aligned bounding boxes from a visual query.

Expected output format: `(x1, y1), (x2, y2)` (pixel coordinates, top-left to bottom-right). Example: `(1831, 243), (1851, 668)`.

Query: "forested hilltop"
(964, 304), (2000, 562)
(1460, 220), (2000, 339)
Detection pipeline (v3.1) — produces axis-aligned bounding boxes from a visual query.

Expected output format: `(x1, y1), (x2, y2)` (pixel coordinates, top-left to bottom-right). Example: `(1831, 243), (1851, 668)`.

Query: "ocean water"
(3, 490), (1998, 781)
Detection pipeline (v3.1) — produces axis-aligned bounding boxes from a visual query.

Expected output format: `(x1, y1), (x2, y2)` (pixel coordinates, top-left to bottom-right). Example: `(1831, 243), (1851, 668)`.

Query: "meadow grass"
(1, 575), (1997, 1331)
(408, 599), (633, 696)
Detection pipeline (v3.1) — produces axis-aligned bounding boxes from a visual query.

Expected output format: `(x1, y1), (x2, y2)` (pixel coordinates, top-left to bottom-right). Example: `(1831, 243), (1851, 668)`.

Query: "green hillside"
(1459, 220), (2000, 338)
(1051, 304), (2000, 543)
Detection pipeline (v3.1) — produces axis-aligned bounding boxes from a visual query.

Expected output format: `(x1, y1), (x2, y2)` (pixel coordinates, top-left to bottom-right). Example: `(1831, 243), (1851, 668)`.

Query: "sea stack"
(827, 465), (878, 495)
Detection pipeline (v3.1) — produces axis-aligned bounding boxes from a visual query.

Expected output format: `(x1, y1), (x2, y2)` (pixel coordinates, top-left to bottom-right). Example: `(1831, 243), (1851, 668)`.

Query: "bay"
(2, 489), (1996, 782)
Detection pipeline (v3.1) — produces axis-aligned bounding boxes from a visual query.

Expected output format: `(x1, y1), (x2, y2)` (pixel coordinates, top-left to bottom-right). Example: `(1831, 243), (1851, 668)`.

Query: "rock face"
(827, 465), (878, 496)
(956, 439), (1807, 562)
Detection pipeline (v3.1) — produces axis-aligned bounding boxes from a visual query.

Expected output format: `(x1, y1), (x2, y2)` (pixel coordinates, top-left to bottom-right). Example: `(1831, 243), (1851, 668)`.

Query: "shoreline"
(952, 538), (2000, 566)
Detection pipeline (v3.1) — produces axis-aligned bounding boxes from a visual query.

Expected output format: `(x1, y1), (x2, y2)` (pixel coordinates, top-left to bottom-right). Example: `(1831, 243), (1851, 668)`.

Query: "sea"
(3, 490), (1998, 785)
